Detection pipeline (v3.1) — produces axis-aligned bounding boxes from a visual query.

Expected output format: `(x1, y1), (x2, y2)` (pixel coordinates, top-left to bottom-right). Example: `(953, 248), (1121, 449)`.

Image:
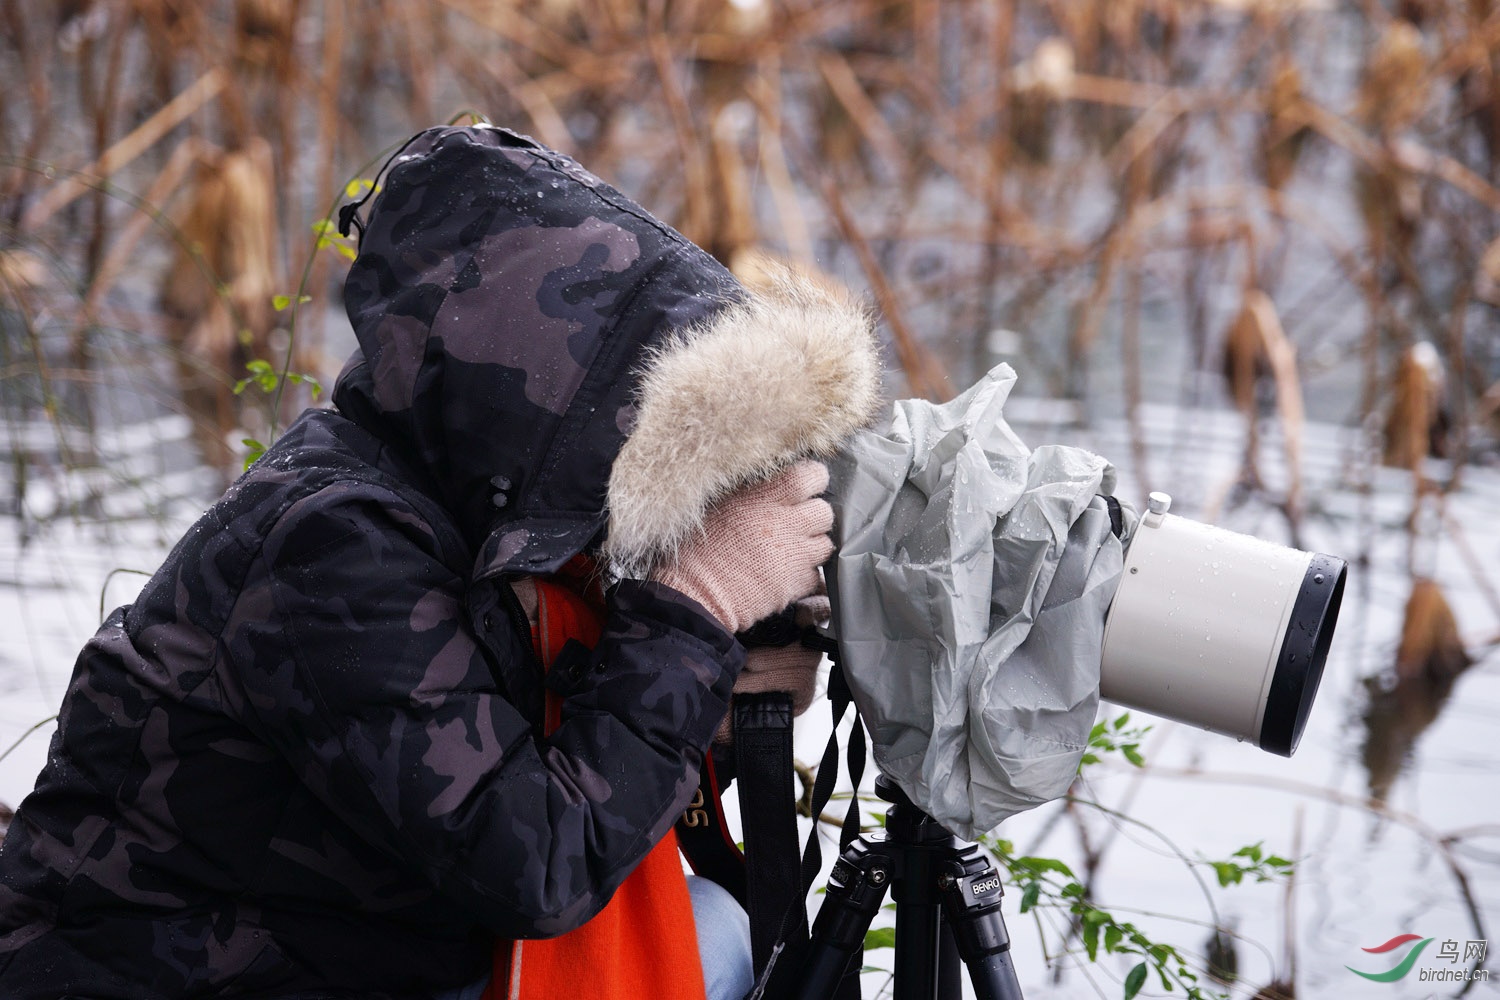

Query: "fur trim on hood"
(604, 259), (883, 579)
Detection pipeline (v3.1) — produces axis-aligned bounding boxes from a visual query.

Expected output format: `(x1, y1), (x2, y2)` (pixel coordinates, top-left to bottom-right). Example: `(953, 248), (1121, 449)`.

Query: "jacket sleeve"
(221, 481), (743, 938)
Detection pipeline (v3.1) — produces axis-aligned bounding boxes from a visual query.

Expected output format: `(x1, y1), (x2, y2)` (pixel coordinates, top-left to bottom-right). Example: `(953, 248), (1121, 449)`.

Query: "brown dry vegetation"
(3, 0), (1498, 486)
(0, 10), (1495, 552)
(3, 4), (1500, 994)
(0, 8), (1494, 589)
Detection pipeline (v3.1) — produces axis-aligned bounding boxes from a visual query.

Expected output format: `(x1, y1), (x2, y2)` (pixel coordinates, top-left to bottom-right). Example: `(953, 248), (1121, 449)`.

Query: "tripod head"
(874, 775), (953, 847)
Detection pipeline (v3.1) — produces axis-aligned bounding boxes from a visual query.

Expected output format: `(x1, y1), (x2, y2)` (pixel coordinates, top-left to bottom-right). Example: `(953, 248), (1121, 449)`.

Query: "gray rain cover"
(827, 364), (1133, 840)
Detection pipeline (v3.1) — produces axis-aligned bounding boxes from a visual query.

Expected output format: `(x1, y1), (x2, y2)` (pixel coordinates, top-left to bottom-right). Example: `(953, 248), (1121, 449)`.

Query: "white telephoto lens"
(1099, 499), (1345, 756)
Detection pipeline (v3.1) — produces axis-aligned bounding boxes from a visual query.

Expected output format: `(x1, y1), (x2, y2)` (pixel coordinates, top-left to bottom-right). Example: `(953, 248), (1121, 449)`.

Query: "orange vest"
(484, 561), (708, 1000)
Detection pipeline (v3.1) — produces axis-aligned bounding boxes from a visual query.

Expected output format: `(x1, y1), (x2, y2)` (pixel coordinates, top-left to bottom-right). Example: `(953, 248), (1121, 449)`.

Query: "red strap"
(531, 559), (604, 738)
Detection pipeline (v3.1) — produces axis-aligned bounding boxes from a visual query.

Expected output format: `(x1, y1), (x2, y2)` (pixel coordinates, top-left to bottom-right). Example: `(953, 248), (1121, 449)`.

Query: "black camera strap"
(733, 692), (806, 977)
(678, 623), (870, 1000)
(676, 750), (748, 906)
(743, 646), (867, 1000)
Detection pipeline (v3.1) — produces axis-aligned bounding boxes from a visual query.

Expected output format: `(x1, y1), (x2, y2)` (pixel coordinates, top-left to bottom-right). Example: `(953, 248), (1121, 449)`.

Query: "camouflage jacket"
(0, 125), (878, 999)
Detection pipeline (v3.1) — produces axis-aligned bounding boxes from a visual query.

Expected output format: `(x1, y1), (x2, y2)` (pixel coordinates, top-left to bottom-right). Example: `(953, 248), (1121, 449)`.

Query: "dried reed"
(1, 0), (1496, 538)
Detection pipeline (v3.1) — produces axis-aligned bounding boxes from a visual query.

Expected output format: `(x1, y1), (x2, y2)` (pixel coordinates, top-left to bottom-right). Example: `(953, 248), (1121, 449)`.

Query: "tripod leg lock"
(817, 843), (894, 951)
(792, 840), (898, 1000)
(938, 848), (1013, 962)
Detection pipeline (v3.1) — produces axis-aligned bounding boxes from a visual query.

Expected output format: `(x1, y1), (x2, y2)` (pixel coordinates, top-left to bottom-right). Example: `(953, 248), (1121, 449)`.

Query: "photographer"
(0, 126), (879, 1000)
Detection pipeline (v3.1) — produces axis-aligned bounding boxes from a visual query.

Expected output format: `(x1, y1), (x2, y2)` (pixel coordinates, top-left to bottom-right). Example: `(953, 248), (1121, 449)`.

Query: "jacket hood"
(335, 125), (881, 581)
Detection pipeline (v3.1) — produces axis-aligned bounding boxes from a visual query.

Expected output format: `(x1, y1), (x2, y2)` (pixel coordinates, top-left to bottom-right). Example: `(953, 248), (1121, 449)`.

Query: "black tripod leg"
(890, 905), (963, 1000)
(938, 848), (1024, 1000)
(794, 840), (894, 1000)
(892, 896), (939, 999)
(937, 921), (962, 1000)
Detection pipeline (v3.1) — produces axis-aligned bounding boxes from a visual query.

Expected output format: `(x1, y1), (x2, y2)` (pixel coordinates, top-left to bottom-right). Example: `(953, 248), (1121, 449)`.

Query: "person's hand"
(652, 460), (833, 635)
(714, 593), (830, 744)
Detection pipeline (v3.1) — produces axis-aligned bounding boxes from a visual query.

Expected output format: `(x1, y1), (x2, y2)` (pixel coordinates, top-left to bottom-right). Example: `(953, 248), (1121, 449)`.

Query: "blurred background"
(2, 1), (1499, 998)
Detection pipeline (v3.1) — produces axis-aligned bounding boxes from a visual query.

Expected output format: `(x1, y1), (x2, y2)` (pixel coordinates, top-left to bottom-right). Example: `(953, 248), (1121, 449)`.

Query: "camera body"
(1100, 492), (1346, 756)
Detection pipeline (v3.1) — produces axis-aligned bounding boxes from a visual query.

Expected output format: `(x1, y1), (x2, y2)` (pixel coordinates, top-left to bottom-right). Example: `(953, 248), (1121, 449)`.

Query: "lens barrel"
(1099, 503), (1346, 755)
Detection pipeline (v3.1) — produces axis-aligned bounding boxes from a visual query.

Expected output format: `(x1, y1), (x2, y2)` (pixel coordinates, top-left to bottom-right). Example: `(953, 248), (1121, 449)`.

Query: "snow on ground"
(1, 402), (1497, 999)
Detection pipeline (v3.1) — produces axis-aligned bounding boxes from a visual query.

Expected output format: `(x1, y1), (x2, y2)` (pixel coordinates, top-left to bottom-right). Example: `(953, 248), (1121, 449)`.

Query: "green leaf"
(1082, 917), (1101, 961)
(864, 927), (896, 950)
(1015, 856), (1075, 879)
(1019, 882), (1041, 913)
(1211, 862), (1240, 887)
(337, 242), (357, 261)
(1079, 753), (1100, 767)
(1089, 721), (1107, 742)
(1104, 925), (1123, 953)
(272, 294), (291, 312)
(1060, 881), (1086, 898)
(241, 438), (267, 470)
(285, 373), (322, 399)
(1122, 745), (1146, 767)
(1113, 712), (1130, 731)
(1233, 843), (1263, 863)
(1265, 855), (1293, 868)
(344, 177), (374, 198)
(1124, 961), (1148, 1000)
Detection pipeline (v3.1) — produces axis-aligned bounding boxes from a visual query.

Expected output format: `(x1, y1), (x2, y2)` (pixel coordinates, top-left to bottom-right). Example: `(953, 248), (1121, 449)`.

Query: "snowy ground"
(1, 401), (1497, 1000)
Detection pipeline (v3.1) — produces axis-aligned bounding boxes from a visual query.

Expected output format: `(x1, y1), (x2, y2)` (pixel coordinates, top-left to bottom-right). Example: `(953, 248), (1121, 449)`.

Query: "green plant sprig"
(1080, 712), (1152, 771)
(234, 355), (324, 469)
(990, 840), (1221, 1000)
(258, 136), (413, 461)
(1199, 841), (1294, 888)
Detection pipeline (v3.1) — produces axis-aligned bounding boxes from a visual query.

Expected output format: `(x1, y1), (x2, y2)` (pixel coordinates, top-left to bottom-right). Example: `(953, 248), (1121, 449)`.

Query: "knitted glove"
(652, 460), (834, 635)
(714, 593), (830, 744)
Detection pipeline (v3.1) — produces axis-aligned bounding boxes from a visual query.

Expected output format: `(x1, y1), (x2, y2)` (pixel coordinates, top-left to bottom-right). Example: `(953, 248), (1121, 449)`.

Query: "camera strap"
(733, 692), (805, 977)
(743, 645), (867, 1000)
(675, 751), (747, 906)
(677, 625), (870, 1000)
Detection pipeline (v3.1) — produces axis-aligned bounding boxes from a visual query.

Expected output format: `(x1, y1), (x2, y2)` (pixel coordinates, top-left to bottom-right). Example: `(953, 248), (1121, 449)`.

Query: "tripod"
(793, 775), (1025, 1000)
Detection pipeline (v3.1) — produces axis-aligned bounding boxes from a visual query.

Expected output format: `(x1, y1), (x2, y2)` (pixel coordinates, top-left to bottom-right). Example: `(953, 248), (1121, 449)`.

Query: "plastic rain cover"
(826, 364), (1134, 840)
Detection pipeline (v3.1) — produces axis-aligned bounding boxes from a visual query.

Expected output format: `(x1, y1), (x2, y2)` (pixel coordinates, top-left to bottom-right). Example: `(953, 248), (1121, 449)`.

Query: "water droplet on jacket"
(490, 474), (512, 490)
(492, 493), (509, 509)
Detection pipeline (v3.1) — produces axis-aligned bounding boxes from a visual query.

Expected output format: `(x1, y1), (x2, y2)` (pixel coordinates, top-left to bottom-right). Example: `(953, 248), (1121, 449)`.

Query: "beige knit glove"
(652, 460), (834, 635)
(714, 593), (830, 744)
